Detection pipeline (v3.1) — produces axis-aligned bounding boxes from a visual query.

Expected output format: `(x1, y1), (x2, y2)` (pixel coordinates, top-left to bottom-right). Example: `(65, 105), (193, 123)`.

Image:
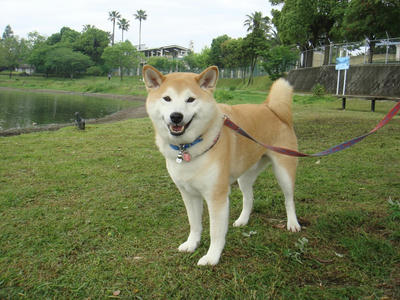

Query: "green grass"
(0, 73), (273, 97)
(1, 97), (399, 299)
(0, 76), (399, 298)
(0, 74), (147, 96)
(218, 75), (274, 92)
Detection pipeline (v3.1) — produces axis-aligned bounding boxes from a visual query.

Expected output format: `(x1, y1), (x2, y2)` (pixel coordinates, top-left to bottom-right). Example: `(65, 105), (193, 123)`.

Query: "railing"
(218, 65), (269, 79)
(297, 37), (400, 68)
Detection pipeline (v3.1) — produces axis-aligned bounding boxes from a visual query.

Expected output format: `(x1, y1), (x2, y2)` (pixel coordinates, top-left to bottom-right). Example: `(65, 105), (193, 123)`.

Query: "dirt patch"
(0, 87), (147, 137)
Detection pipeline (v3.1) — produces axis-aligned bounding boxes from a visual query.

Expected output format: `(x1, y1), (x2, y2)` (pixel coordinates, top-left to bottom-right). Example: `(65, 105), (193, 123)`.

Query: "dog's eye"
(186, 97), (196, 103)
(163, 96), (171, 102)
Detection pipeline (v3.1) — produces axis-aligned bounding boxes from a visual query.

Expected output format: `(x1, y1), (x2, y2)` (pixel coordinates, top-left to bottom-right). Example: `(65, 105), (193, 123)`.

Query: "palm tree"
(133, 9), (147, 50)
(82, 24), (94, 32)
(243, 11), (270, 85)
(108, 11), (121, 45)
(118, 18), (130, 42)
(243, 11), (270, 33)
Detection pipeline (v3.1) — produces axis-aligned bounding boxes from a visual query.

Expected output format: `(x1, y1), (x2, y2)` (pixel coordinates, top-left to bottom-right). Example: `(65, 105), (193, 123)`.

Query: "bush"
(262, 46), (298, 81)
(215, 89), (234, 101)
(86, 66), (104, 76)
(312, 83), (326, 97)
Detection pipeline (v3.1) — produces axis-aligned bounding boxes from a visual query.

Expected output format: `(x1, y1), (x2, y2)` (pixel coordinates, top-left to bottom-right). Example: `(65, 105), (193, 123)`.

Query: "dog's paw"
(178, 240), (199, 253)
(287, 219), (301, 232)
(233, 217), (248, 227)
(197, 254), (220, 266)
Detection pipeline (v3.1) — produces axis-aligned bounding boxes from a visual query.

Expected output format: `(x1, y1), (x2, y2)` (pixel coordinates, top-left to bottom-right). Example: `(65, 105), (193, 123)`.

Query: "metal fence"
(219, 65), (268, 79)
(298, 37), (400, 68)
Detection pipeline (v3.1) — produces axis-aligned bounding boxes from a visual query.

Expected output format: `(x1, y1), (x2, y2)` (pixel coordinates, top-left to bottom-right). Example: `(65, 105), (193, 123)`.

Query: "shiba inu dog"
(143, 65), (300, 266)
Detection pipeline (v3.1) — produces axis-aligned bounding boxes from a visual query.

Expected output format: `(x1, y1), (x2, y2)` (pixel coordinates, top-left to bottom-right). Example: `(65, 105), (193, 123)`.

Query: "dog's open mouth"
(169, 116), (194, 136)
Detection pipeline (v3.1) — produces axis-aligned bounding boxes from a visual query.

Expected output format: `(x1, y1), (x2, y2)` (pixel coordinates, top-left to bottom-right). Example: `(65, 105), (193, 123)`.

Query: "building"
(139, 45), (190, 59)
(16, 64), (34, 75)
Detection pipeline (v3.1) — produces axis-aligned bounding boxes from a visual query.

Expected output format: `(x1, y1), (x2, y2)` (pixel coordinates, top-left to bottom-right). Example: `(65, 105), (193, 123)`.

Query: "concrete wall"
(287, 64), (400, 97)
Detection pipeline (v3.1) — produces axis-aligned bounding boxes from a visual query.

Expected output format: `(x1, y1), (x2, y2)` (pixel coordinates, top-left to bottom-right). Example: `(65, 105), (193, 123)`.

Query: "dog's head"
(143, 65), (219, 144)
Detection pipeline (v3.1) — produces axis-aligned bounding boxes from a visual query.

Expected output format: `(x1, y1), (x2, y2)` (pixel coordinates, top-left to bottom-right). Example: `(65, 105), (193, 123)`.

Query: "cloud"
(1, 0), (274, 52)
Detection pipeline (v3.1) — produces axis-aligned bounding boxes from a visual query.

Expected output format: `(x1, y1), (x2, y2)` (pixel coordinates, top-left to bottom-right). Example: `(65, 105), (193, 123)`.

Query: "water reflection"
(0, 90), (138, 130)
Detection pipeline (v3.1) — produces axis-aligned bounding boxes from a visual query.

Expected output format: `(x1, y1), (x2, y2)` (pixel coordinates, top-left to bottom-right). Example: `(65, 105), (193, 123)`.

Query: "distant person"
(108, 73), (111, 80)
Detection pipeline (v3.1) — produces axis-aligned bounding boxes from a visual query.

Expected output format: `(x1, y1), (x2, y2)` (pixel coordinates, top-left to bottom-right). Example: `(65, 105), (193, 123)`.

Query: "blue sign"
(335, 56), (350, 70)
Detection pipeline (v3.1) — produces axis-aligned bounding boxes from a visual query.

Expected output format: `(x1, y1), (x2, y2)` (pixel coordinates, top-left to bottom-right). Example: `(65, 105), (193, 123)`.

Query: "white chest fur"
(166, 153), (220, 197)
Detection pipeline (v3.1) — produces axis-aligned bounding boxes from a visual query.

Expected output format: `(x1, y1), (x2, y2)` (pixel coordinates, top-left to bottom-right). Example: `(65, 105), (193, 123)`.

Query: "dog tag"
(183, 152), (191, 162)
(176, 151), (183, 163)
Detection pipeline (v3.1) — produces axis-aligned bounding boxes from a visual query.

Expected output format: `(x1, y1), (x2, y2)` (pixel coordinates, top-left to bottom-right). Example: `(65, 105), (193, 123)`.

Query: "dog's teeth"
(170, 125), (184, 132)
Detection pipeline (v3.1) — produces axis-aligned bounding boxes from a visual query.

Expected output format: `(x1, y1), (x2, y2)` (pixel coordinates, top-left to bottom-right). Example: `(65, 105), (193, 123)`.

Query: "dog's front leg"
(178, 189), (203, 253)
(197, 195), (229, 266)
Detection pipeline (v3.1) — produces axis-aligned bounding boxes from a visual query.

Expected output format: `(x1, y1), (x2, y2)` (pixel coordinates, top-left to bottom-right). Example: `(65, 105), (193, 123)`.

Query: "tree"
(134, 9), (147, 50)
(209, 35), (231, 68)
(47, 27), (80, 46)
(183, 47), (211, 71)
(0, 37), (31, 77)
(74, 26), (110, 65)
(117, 18), (130, 42)
(342, 0), (400, 63)
(28, 43), (53, 75)
(220, 38), (250, 79)
(2, 25), (14, 39)
(60, 27), (80, 44)
(44, 47), (92, 78)
(243, 11), (271, 85)
(270, 0), (348, 67)
(261, 45), (298, 80)
(147, 56), (171, 72)
(221, 38), (245, 68)
(26, 31), (46, 50)
(46, 32), (61, 45)
(183, 50), (212, 72)
(271, 0), (316, 67)
(108, 11), (121, 45)
(17, 38), (31, 67)
(0, 25), (18, 77)
(0, 26), (22, 78)
(0, 39), (18, 76)
(102, 41), (141, 80)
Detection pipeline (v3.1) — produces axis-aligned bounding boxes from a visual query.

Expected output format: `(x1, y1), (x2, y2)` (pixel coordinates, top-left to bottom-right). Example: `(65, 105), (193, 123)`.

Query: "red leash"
(224, 101), (400, 158)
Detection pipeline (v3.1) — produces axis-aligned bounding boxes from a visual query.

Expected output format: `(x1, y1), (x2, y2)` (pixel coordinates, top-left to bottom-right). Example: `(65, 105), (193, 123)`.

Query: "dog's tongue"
(171, 125), (184, 132)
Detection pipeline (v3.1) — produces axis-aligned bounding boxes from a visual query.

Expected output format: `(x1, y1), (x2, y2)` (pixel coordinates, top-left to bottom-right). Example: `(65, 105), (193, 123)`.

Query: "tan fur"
(265, 78), (294, 126)
(143, 65), (301, 266)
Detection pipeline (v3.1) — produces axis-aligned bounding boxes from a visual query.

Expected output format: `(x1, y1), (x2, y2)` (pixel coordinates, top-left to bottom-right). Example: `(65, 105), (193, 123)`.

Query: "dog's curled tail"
(265, 78), (293, 126)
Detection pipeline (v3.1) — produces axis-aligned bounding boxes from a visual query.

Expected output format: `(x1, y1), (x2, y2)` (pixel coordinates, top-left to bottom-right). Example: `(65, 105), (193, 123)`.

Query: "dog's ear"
(196, 66), (219, 91)
(143, 65), (165, 90)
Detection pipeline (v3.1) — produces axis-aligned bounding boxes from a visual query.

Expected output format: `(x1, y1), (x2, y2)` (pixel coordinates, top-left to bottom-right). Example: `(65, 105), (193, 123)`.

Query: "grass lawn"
(0, 81), (399, 298)
(0, 74), (147, 96)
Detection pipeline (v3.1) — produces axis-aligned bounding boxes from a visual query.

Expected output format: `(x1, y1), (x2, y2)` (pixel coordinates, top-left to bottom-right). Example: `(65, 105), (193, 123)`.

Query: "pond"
(0, 89), (142, 131)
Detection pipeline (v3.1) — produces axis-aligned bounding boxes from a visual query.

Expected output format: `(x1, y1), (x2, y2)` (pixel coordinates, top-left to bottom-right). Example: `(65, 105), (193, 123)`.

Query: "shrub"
(215, 89), (234, 101)
(262, 46), (298, 81)
(312, 83), (326, 97)
(86, 66), (104, 76)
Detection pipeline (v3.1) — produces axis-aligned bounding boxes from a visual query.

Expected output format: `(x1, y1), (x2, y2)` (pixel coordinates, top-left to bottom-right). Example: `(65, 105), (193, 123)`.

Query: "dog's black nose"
(170, 112), (184, 124)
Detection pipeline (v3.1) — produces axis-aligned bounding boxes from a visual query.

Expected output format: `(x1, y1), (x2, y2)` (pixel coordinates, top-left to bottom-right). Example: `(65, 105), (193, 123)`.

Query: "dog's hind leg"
(271, 155), (301, 232)
(234, 156), (270, 227)
(178, 189), (203, 253)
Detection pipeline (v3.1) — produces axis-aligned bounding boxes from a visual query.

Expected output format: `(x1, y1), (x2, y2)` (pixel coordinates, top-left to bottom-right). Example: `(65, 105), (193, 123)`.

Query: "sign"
(335, 56), (350, 70)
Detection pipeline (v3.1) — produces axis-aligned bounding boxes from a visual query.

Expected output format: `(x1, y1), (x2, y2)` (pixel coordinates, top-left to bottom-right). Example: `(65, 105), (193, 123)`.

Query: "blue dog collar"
(169, 136), (203, 151)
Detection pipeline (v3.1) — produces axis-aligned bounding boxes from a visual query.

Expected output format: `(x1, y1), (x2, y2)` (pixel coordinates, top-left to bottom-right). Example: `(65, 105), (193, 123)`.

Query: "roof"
(139, 45), (189, 52)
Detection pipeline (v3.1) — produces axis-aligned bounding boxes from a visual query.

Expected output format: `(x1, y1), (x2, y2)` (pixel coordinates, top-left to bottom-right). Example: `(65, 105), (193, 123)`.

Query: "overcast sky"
(1, 0), (277, 52)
